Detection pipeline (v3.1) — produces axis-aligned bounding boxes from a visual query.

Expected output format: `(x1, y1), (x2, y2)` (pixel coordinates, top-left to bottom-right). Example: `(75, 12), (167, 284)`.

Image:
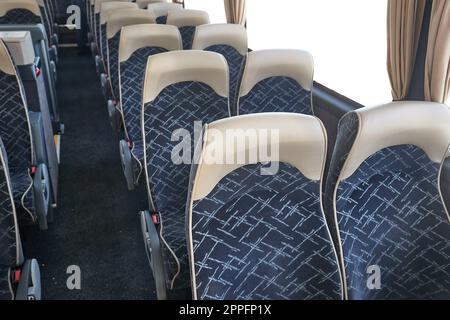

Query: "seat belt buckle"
(35, 67), (41, 77)
(30, 166), (37, 176)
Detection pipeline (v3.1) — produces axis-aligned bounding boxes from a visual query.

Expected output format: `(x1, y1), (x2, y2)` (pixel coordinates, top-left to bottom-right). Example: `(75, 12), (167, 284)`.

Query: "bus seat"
(105, 9), (155, 131)
(0, 39), (50, 230)
(0, 0), (58, 65)
(0, 138), (41, 301)
(97, 1), (137, 74)
(147, 2), (183, 24)
(137, 0), (167, 10)
(118, 23), (182, 190)
(325, 101), (450, 300)
(237, 49), (314, 116)
(193, 23), (247, 115)
(37, 0), (58, 49)
(166, 9), (209, 50)
(140, 50), (230, 299)
(186, 113), (343, 300)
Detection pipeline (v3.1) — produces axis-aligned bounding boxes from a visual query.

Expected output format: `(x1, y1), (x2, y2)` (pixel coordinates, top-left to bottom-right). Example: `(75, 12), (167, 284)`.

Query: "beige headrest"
(340, 101), (450, 180)
(143, 50), (228, 103)
(166, 9), (210, 27)
(100, 2), (138, 24)
(106, 9), (155, 38)
(95, 0), (130, 14)
(119, 24), (181, 62)
(0, 0), (41, 17)
(192, 24), (248, 56)
(147, 2), (183, 17)
(91, 0), (95, 5)
(239, 49), (314, 97)
(0, 39), (16, 75)
(191, 113), (327, 201)
(137, 0), (167, 9)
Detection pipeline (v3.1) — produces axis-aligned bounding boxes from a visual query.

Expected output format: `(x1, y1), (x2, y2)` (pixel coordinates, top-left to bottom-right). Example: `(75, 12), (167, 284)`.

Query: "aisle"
(23, 47), (155, 300)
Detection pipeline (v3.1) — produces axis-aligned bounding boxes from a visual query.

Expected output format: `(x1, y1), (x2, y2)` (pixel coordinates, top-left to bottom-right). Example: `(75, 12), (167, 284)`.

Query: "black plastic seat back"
(325, 102), (450, 300)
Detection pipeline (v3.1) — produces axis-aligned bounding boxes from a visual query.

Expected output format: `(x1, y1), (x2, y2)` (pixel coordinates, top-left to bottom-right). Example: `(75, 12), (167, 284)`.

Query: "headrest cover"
(100, 2), (138, 24)
(340, 101), (450, 180)
(166, 9), (210, 27)
(0, 39), (17, 75)
(191, 113), (327, 201)
(119, 24), (181, 62)
(95, 0), (130, 14)
(0, 0), (41, 17)
(106, 9), (155, 38)
(147, 2), (183, 17)
(239, 49), (314, 96)
(137, 0), (167, 9)
(143, 50), (229, 103)
(192, 23), (248, 56)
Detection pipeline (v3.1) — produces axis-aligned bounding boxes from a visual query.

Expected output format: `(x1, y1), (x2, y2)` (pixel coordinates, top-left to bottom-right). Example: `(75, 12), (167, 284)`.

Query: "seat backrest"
(99, 1), (137, 65)
(147, 2), (183, 24)
(119, 23), (181, 164)
(325, 101), (450, 300)
(193, 23), (247, 115)
(106, 8), (155, 100)
(142, 50), (230, 289)
(166, 9), (209, 49)
(94, 0), (130, 48)
(36, 0), (53, 41)
(238, 49), (314, 116)
(0, 39), (33, 171)
(0, 136), (23, 301)
(0, 0), (43, 25)
(137, 0), (167, 9)
(186, 113), (343, 300)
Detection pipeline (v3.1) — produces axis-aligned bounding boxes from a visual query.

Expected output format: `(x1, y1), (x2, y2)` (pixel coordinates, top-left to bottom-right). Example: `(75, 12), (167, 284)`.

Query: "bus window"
(247, 0), (391, 106)
(185, 0), (227, 24)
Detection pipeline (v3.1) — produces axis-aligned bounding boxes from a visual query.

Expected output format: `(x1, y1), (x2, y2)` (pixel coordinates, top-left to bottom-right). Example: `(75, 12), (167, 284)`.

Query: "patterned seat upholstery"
(37, 0), (57, 46)
(0, 40), (36, 226)
(238, 49), (314, 116)
(324, 101), (450, 300)
(147, 2), (183, 25)
(193, 24), (247, 115)
(106, 9), (155, 101)
(166, 9), (209, 50)
(0, 0), (58, 62)
(186, 113), (343, 300)
(142, 51), (230, 290)
(99, 2), (137, 74)
(119, 24), (182, 182)
(93, 0), (130, 52)
(0, 137), (24, 300)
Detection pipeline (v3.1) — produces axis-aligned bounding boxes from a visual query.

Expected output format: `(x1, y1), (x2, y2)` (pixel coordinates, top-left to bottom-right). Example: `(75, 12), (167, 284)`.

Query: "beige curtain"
(387, 0), (426, 101)
(424, 0), (450, 103)
(224, 0), (246, 25)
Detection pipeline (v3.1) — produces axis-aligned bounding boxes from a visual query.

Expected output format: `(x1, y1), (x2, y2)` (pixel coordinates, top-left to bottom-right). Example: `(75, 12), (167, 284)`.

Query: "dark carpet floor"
(22, 47), (156, 300)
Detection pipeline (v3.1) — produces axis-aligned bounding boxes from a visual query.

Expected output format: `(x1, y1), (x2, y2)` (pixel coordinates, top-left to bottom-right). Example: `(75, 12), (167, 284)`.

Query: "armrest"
(140, 211), (167, 300)
(15, 259), (41, 300)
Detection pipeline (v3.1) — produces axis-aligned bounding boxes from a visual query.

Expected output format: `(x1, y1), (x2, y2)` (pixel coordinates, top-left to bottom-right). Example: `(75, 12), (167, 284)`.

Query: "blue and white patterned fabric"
(107, 33), (121, 100)
(238, 77), (313, 116)
(0, 71), (35, 226)
(156, 16), (167, 24)
(205, 45), (245, 115)
(0, 138), (17, 301)
(179, 26), (196, 50)
(100, 24), (107, 64)
(336, 145), (450, 300)
(120, 46), (168, 168)
(143, 82), (229, 289)
(0, 9), (42, 25)
(189, 162), (343, 300)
